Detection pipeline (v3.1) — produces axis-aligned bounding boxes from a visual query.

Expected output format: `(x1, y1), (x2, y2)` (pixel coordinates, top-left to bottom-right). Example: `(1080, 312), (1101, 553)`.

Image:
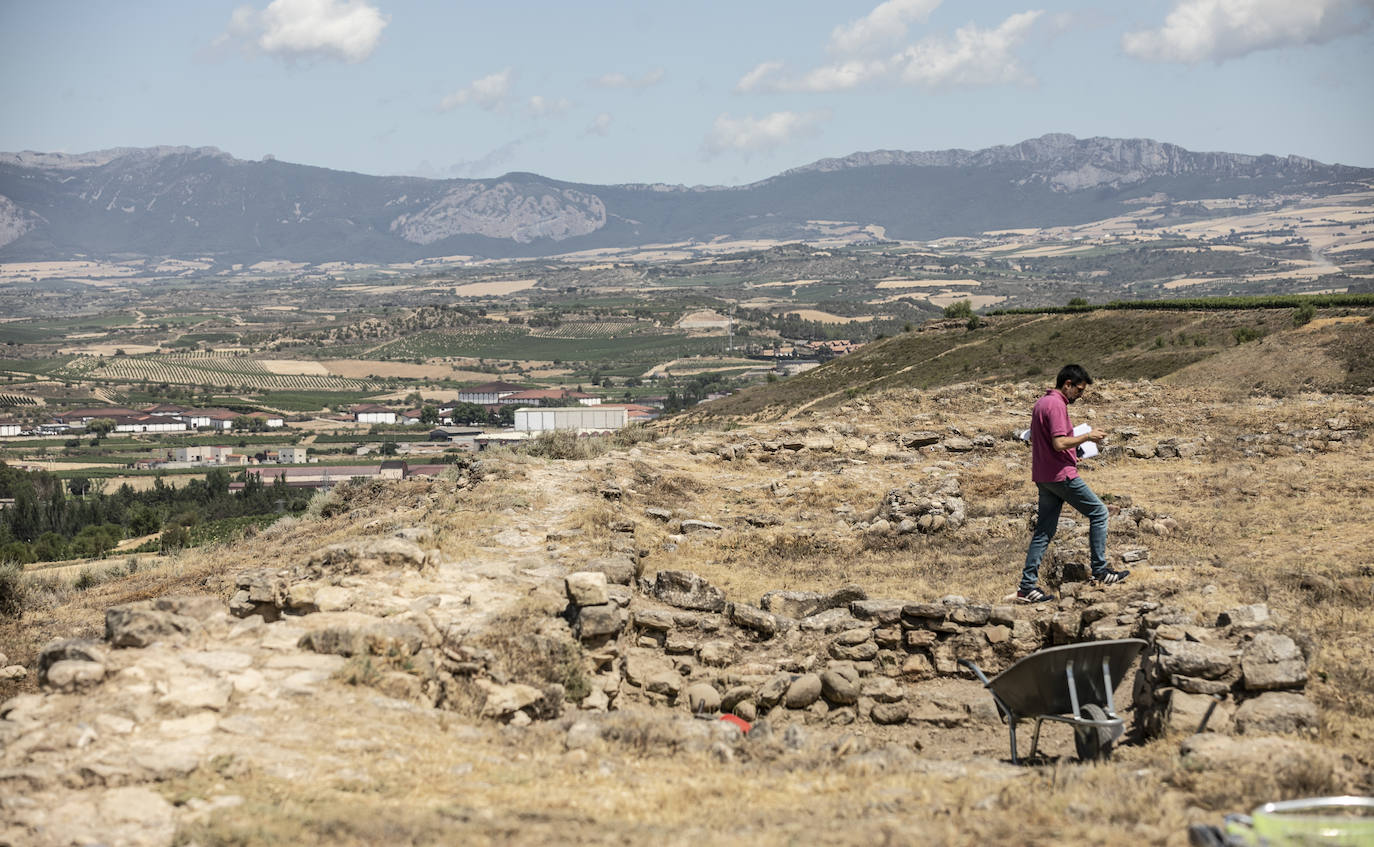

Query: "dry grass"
(9, 381), (1374, 846)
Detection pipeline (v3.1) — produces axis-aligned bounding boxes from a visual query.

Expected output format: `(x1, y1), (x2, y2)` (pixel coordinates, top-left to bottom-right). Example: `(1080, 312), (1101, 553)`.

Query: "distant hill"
(692, 305), (1374, 420)
(1, 134), (1369, 263)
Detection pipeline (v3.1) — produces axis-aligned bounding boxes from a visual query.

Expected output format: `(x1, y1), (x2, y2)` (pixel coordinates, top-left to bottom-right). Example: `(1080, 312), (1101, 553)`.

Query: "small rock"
(680, 519), (724, 535)
(42, 660), (104, 692)
(697, 640), (736, 667)
(785, 674), (823, 709)
(686, 683), (721, 715)
(870, 702), (910, 725)
(820, 670), (859, 705)
(653, 571), (727, 612)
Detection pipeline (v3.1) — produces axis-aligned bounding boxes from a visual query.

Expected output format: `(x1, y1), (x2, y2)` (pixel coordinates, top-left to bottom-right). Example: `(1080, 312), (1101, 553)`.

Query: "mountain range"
(1, 134), (1369, 263)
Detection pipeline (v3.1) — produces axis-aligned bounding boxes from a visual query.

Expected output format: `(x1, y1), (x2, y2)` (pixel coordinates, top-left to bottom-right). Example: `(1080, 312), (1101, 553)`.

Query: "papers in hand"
(1073, 423), (1099, 458)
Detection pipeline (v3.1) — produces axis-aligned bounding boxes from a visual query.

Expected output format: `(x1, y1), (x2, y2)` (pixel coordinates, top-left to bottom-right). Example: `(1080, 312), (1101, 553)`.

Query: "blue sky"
(3, 0), (1372, 186)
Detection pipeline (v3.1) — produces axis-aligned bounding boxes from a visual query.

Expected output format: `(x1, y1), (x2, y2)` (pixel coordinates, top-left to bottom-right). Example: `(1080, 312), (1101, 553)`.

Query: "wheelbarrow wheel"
(1074, 703), (1114, 761)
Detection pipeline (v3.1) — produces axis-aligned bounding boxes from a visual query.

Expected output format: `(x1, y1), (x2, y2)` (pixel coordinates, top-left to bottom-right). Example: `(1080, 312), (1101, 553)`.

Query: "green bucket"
(1224, 796), (1374, 846)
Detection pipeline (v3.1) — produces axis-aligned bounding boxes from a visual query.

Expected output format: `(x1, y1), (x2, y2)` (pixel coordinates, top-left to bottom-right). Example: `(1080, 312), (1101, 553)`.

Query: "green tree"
(33, 531), (68, 561)
(420, 405), (439, 425)
(942, 300), (974, 319)
(380, 441), (399, 457)
(86, 418), (117, 441)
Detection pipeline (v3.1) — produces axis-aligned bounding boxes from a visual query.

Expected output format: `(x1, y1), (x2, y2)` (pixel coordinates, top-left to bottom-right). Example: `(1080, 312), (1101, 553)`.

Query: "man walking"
(1017, 364), (1129, 603)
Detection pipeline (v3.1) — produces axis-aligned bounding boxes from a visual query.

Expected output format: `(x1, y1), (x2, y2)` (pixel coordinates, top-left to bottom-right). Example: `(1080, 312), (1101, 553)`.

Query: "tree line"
(0, 462), (313, 564)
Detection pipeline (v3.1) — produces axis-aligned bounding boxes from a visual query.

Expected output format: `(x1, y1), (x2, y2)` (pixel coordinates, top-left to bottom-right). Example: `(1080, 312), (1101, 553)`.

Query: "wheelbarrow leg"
(1007, 717), (1019, 765)
(1029, 717), (1045, 760)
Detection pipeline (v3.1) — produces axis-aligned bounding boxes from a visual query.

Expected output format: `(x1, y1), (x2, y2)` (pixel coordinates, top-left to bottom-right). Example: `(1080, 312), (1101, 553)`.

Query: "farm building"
(0, 420), (20, 437)
(514, 406), (628, 434)
(53, 407), (140, 426)
(182, 409), (239, 430)
(457, 381), (525, 405)
(111, 413), (188, 434)
(500, 388), (600, 406)
(351, 404), (397, 425)
(235, 461), (446, 490)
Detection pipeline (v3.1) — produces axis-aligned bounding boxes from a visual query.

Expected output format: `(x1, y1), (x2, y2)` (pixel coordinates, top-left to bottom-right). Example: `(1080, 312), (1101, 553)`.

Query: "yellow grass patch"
(320, 359), (485, 381)
(0, 260), (139, 282)
(875, 278), (980, 289)
(260, 359), (330, 376)
(787, 309), (878, 324)
(926, 292), (1006, 309)
(452, 279), (538, 297)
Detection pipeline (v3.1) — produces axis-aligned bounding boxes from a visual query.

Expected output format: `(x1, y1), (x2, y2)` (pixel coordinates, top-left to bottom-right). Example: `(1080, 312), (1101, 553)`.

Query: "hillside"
(2, 135), (1369, 262)
(694, 305), (1374, 419)
(1, 369), (1371, 845)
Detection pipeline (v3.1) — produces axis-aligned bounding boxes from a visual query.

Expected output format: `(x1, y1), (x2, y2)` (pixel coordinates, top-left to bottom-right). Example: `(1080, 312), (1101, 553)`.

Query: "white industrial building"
(513, 406), (628, 434)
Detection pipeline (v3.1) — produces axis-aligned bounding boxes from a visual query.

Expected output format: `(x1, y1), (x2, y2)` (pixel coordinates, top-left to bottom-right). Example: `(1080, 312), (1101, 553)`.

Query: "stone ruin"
(17, 525), (1319, 756)
(557, 564), (1320, 743)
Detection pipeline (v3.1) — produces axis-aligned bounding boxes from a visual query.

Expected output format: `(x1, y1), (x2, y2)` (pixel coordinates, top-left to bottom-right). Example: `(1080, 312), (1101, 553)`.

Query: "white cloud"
(591, 68), (665, 89)
(736, 11), (1042, 93)
(734, 60), (786, 93)
(440, 69), (513, 111)
(1123, 0), (1373, 64)
(586, 112), (613, 136)
(829, 0), (942, 55)
(702, 111), (829, 157)
(225, 0), (388, 63)
(528, 95), (572, 117)
(894, 10), (1043, 87)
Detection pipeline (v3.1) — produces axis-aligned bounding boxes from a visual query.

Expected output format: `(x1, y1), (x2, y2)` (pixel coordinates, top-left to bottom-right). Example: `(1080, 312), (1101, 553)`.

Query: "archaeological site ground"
(2, 306), (1372, 845)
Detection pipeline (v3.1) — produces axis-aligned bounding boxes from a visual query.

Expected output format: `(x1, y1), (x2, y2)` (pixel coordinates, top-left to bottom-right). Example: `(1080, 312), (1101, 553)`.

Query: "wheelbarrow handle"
(958, 658), (993, 686)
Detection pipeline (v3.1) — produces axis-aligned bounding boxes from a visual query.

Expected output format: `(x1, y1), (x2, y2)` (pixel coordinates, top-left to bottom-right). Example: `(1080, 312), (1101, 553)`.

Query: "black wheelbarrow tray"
(960, 638), (1147, 764)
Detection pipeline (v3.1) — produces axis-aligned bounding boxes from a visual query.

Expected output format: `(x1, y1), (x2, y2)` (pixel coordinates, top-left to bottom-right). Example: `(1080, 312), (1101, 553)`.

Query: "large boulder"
(1233, 692), (1319, 736)
(105, 600), (205, 648)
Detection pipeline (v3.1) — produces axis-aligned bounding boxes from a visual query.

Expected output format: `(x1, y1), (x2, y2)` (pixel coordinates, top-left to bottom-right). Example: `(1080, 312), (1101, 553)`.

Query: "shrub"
(0, 541), (35, 565)
(1293, 301), (1316, 326)
(73, 567), (109, 591)
(160, 524), (191, 552)
(0, 561), (24, 617)
(1232, 326), (1265, 344)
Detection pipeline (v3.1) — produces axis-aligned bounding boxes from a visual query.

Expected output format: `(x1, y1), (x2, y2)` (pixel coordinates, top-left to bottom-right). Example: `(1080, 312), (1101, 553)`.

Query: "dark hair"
(1056, 364), (1092, 388)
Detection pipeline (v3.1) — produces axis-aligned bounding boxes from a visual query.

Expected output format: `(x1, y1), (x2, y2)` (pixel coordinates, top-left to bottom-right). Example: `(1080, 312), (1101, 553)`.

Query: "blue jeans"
(1021, 476), (1108, 591)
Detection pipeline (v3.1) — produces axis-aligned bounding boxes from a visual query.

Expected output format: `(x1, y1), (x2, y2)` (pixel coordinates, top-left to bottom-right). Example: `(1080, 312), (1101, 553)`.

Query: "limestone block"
(1241, 633), (1307, 691)
(566, 572), (610, 608)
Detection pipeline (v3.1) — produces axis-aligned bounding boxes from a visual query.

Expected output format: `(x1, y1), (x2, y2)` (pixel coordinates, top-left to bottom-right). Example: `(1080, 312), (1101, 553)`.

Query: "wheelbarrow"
(959, 638), (1147, 764)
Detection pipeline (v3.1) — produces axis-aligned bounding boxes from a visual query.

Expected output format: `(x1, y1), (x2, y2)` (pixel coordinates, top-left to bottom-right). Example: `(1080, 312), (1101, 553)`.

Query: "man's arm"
(1051, 429), (1105, 451)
